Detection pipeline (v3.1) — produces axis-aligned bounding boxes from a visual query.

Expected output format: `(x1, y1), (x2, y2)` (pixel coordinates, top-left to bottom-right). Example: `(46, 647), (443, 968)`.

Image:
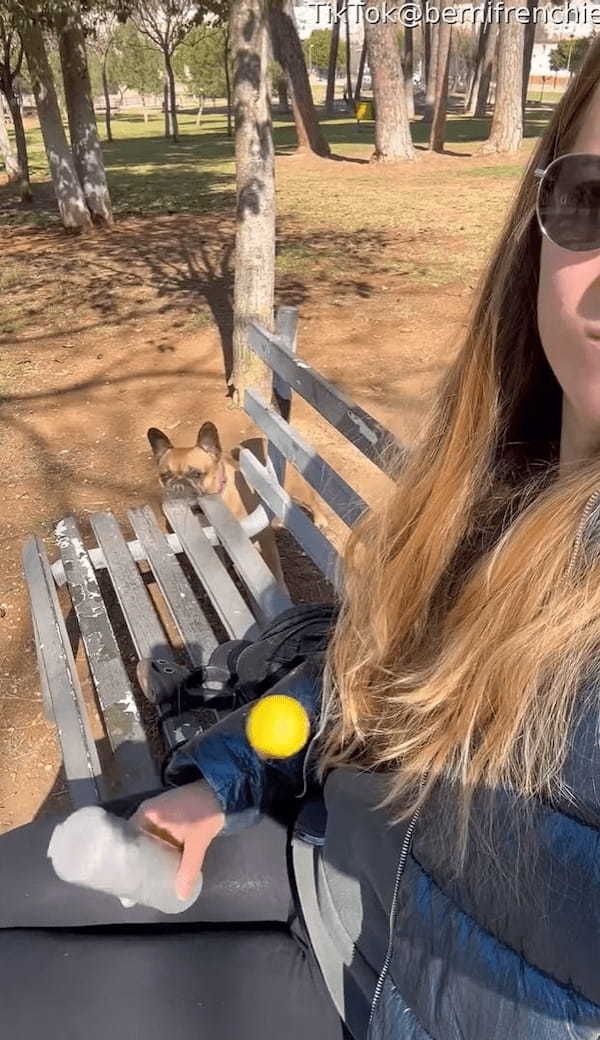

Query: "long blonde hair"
(314, 40), (600, 863)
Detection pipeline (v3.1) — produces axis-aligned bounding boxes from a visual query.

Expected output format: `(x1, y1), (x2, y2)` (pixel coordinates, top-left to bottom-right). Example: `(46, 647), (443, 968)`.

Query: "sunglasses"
(534, 151), (600, 252)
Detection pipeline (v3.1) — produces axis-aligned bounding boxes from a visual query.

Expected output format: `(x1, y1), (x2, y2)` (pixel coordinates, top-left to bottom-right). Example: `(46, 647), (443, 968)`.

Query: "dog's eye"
(187, 468), (203, 480)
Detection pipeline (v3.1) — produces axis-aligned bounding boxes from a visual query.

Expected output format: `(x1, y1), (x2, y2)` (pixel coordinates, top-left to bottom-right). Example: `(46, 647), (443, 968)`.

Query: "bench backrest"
(242, 305), (403, 587)
(21, 305), (403, 808)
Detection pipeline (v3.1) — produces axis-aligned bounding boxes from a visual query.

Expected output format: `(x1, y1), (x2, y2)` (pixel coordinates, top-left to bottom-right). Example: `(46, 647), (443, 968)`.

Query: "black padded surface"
(0, 800), (295, 929)
(0, 924), (346, 1040)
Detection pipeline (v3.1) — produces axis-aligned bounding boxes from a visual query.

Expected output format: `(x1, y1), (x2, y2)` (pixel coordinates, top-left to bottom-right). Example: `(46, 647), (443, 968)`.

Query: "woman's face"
(537, 82), (600, 464)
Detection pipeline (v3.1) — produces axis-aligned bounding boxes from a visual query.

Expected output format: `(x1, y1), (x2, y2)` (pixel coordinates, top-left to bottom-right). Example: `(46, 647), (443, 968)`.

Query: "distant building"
(293, 1), (364, 40)
(530, 40), (569, 80)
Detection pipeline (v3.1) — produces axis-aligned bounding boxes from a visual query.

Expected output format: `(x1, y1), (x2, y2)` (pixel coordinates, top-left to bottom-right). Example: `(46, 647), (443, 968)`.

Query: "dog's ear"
(197, 421), (221, 458)
(147, 427), (172, 460)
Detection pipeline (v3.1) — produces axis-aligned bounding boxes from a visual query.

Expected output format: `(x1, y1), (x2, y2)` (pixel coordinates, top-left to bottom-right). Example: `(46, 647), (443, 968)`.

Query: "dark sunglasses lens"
(538, 154), (600, 251)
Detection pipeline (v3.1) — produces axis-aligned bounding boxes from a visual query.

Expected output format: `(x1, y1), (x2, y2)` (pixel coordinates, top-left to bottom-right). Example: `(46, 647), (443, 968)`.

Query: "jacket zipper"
(567, 487), (600, 579)
(367, 802), (422, 1033)
(366, 485), (600, 1035)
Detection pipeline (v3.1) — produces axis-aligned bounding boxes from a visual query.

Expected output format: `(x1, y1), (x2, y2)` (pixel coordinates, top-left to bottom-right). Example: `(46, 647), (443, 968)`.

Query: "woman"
(4, 37), (600, 1040)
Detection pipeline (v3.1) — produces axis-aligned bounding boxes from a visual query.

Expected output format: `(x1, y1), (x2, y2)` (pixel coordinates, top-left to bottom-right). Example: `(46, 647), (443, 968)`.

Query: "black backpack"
(181, 602), (340, 710)
(139, 602), (340, 717)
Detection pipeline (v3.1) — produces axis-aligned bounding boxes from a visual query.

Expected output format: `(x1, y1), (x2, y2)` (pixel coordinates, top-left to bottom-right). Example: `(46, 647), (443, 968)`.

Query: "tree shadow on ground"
(0, 95), (556, 233)
(0, 213), (401, 391)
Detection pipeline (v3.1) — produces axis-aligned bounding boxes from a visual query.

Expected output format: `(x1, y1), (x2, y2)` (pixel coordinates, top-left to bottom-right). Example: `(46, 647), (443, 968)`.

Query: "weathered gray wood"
(56, 517), (160, 797)
(162, 499), (261, 641)
(248, 321), (403, 471)
(239, 448), (340, 586)
(273, 306), (297, 420)
(195, 494), (293, 622)
(245, 389), (368, 527)
(50, 531), (184, 587)
(269, 306), (298, 487)
(128, 506), (218, 666)
(22, 535), (104, 808)
(91, 514), (226, 754)
(50, 503), (275, 588)
(90, 512), (176, 665)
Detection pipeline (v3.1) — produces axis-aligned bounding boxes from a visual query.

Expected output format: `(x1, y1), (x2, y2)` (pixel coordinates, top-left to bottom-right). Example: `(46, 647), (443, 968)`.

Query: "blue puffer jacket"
(163, 657), (600, 1039)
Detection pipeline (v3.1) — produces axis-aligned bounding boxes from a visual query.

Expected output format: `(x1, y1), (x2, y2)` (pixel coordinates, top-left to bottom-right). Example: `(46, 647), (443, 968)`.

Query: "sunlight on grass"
(0, 304), (26, 336)
(0, 100), (555, 232)
(0, 265), (25, 291)
(0, 98), (558, 302)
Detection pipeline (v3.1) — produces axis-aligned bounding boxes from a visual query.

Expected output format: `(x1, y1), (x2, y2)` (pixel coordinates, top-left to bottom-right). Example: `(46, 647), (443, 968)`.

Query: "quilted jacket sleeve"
(161, 657), (325, 836)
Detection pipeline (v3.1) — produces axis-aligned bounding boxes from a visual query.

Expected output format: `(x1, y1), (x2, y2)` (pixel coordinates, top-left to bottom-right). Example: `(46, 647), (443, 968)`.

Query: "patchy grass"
(0, 97), (557, 311)
(0, 307), (25, 336)
(0, 98), (556, 233)
(0, 351), (22, 394)
(527, 88), (569, 103)
(0, 271), (27, 336)
(0, 264), (25, 291)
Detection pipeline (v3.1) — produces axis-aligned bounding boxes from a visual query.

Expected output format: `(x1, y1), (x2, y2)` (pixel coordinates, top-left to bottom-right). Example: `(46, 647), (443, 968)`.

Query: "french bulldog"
(147, 421), (317, 593)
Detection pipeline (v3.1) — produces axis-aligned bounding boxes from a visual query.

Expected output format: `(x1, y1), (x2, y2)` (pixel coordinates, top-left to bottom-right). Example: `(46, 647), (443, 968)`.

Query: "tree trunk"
(403, 28), (415, 120)
(224, 27), (233, 137)
(2, 90), (32, 200)
(423, 20), (431, 91)
(195, 94), (204, 127)
(163, 78), (169, 137)
(466, 13), (488, 114)
(142, 96), (149, 124)
(55, 5), (112, 225)
(20, 17), (91, 231)
(521, 0), (538, 123)
(325, 0), (342, 114)
(429, 23), (452, 152)
(165, 52), (178, 142)
(277, 77), (290, 112)
(423, 7), (440, 122)
(344, 2), (353, 105)
(474, 17), (497, 117)
(268, 0), (330, 156)
(230, 0), (275, 407)
(0, 105), (20, 182)
(355, 36), (367, 102)
(481, 16), (524, 154)
(102, 60), (112, 141)
(364, 0), (415, 161)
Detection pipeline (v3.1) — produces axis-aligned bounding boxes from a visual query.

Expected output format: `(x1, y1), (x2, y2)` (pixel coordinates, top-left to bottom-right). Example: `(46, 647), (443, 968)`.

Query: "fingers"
(129, 806), (183, 850)
(129, 804), (156, 834)
(175, 835), (206, 901)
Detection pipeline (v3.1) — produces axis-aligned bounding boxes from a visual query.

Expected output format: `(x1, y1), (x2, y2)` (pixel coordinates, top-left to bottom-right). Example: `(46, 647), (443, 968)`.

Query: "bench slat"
(56, 517), (160, 797)
(245, 389), (368, 527)
(162, 499), (261, 641)
(22, 535), (104, 807)
(268, 306), (298, 488)
(239, 448), (340, 586)
(248, 322), (402, 472)
(90, 512), (177, 665)
(128, 505), (218, 666)
(194, 494), (293, 622)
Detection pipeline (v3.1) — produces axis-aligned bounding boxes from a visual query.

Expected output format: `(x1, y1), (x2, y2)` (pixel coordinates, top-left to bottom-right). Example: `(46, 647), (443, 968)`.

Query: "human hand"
(129, 779), (226, 901)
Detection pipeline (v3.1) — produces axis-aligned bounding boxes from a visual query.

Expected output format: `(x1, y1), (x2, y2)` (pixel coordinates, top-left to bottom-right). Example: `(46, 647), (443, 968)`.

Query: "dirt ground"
(0, 156), (476, 834)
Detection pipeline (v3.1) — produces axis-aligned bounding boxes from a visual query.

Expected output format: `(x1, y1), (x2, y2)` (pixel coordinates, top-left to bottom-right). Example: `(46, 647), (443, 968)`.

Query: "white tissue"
(47, 805), (203, 915)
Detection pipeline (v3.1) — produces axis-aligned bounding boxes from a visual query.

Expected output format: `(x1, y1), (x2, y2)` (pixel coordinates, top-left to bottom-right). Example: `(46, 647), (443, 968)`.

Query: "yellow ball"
(246, 695), (311, 759)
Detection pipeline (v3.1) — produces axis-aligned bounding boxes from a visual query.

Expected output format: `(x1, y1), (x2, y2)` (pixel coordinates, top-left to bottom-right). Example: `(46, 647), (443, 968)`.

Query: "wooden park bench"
(22, 305), (398, 812)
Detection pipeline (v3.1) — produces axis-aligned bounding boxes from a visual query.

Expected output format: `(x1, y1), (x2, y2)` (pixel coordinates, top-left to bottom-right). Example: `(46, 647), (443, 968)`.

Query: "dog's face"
(147, 422), (227, 499)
